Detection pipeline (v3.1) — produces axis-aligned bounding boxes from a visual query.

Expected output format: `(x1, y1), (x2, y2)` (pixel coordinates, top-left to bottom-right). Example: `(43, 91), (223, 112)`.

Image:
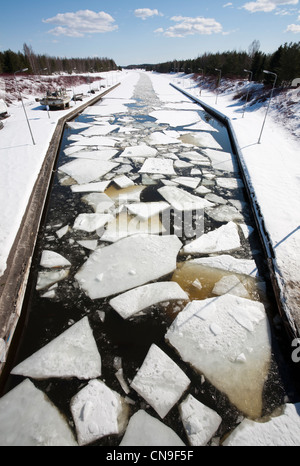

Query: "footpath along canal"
(0, 71), (300, 446)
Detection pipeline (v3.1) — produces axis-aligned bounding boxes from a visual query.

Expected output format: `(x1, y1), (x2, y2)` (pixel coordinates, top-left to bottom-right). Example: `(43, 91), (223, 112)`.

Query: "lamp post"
(242, 69), (253, 118)
(258, 70), (277, 144)
(215, 68), (221, 105)
(14, 68), (36, 145)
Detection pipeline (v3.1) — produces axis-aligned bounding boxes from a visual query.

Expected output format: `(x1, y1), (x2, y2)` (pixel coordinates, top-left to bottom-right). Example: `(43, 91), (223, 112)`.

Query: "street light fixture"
(14, 68), (36, 145)
(242, 69), (253, 118)
(215, 68), (221, 104)
(258, 70), (277, 144)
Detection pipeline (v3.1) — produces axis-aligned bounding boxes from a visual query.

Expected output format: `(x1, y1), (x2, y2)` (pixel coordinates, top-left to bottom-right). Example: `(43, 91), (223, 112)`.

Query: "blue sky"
(1, 0), (300, 65)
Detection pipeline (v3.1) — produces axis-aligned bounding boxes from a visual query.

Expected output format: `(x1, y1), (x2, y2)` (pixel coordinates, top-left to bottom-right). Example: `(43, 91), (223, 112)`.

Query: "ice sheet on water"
(179, 394), (222, 446)
(216, 177), (244, 190)
(0, 379), (78, 446)
(222, 403), (300, 446)
(40, 250), (71, 268)
(75, 234), (182, 299)
(190, 254), (258, 277)
(73, 213), (114, 233)
(58, 159), (119, 184)
(66, 149), (118, 160)
(203, 149), (239, 172)
(180, 132), (223, 150)
(113, 175), (134, 189)
(121, 144), (157, 158)
(79, 125), (119, 137)
(71, 180), (111, 193)
(109, 282), (189, 319)
(212, 274), (250, 299)
(173, 176), (201, 190)
(139, 158), (176, 176)
(165, 295), (271, 418)
(206, 205), (244, 222)
(77, 239), (98, 251)
(70, 379), (129, 446)
(126, 201), (170, 220)
(82, 192), (115, 213)
(147, 132), (181, 145)
(11, 317), (101, 380)
(120, 410), (185, 446)
(150, 110), (200, 127)
(130, 344), (190, 418)
(69, 136), (118, 147)
(36, 269), (69, 291)
(183, 221), (241, 254)
(158, 186), (214, 211)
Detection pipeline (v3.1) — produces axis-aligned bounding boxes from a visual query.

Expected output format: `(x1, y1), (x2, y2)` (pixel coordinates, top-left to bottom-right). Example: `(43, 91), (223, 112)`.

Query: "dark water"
(1, 73), (299, 446)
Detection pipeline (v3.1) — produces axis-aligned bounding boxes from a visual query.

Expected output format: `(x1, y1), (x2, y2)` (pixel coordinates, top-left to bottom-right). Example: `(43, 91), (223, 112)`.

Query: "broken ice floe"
(82, 192), (114, 213)
(36, 269), (69, 291)
(173, 176), (201, 190)
(11, 317), (101, 380)
(0, 379), (77, 446)
(222, 403), (300, 446)
(165, 295), (271, 418)
(183, 221), (241, 254)
(120, 410), (185, 446)
(130, 344), (190, 418)
(212, 274), (250, 299)
(216, 177), (244, 190)
(70, 379), (129, 446)
(125, 201), (170, 220)
(113, 175), (134, 189)
(73, 213), (114, 233)
(121, 144), (157, 158)
(180, 132), (222, 150)
(150, 110), (200, 127)
(59, 159), (119, 184)
(40, 250), (71, 268)
(189, 254), (258, 277)
(109, 282), (189, 319)
(203, 149), (239, 172)
(206, 205), (244, 222)
(67, 149), (118, 160)
(179, 394), (222, 446)
(147, 132), (181, 145)
(71, 180), (111, 193)
(75, 234), (182, 299)
(139, 158), (176, 175)
(158, 186), (214, 211)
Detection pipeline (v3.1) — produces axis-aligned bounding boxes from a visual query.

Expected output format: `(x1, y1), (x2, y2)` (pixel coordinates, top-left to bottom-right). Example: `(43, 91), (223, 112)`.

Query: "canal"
(0, 71), (299, 446)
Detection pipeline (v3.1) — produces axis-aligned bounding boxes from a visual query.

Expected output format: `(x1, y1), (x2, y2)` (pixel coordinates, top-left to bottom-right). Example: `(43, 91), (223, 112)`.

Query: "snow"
(11, 317), (101, 380)
(0, 379), (78, 446)
(109, 282), (189, 319)
(130, 343), (190, 418)
(119, 410), (185, 446)
(165, 295), (271, 419)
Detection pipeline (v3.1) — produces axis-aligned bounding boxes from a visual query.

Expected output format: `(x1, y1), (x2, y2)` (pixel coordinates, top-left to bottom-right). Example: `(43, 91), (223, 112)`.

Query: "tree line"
(129, 40), (300, 87)
(0, 43), (118, 75)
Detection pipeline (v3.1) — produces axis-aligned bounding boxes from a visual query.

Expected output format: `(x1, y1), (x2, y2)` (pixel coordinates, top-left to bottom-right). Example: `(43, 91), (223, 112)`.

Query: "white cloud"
(242, 0), (298, 13)
(158, 16), (223, 38)
(134, 8), (162, 20)
(43, 10), (118, 37)
(286, 22), (300, 30)
(223, 2), (233, 7)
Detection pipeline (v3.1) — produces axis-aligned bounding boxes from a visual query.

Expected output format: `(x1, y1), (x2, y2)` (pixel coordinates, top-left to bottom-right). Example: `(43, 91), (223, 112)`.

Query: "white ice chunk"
(73, 213), (114, 232)
(126, 202), (170, 220)
(56, 224), (70, 238)
(179, 394), (222, 446)
(80, 125), (119, 136)
(150, 110), (200, 127)
(222, 403), (300, 446)
(190, 254), (258, 277)
(180, 132), (223, 150)
(212, 274), (250, 299)
(216, 177), (244, 190)
(40, 250), (71, 268)
(0, 379), (77, 446)
(147, 132), (181, 145)
(58, 159), (119, 184)
(165, 295), (271, 418)
(75, 234), (182, 299)
(70, 379), (128, 446)
(82, 192), (114, 213)
(183, 221), (241, 254)
(109, 282), (189, 319)
(11, 317), (101, 380)
(131, 344), (190, 418)
(77, 240), (98, 251)
(113, 175), (134, 189)
(121, 145), (157, 158)
(120, 410), (185, 446)
(67, 149), (118, 160)
(203, 149), (239, 172)
(36, 269), (69, 290)
(239, 223), (255, 239)
(158, 186), (214, 211)
(69, 136), (117, 146)
(139, 158), (176, 175)
(173, 177), (201, 189)
(206, 205), (243, 222)
(71, 181), (111, 193)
